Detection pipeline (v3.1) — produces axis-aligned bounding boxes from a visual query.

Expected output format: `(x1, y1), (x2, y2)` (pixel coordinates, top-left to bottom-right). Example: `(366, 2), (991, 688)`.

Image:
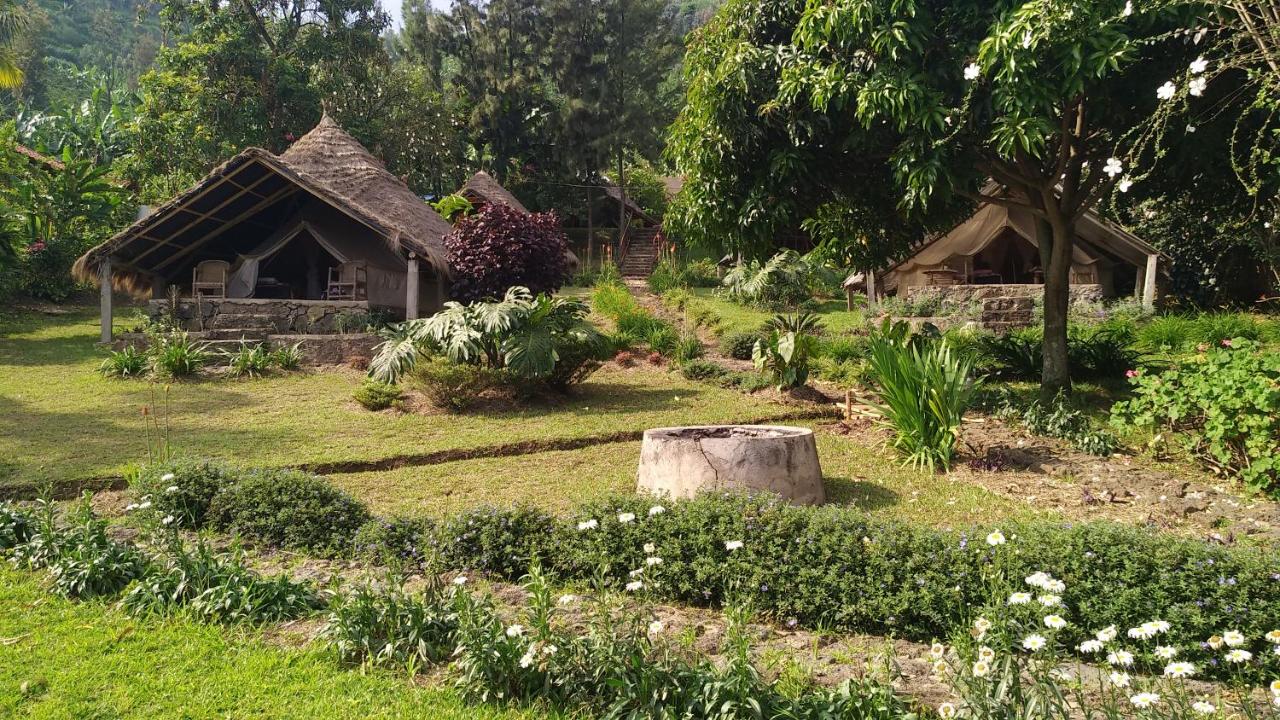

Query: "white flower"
(1191, 700), (1216, 715)
(978, 646), (995, 662)
(724, 540), (744, 551)
(929, 643), (946, 660)
(1271, 679), (1280, 695)
(1021, 30), (1033, 49)
(1154, 645), (1178, 660)
(986, 530), (1006, 546)
(161, 515), (175, 526)
(1008, 592), (1032, 605)
(1222, 630), (1245, 647)
(160, 473), (176, 483)
(643, 542), (656, 554)
(972, 659), (990, 677)
(1118, 178), (1133, 193)
(625, 580), (644, 592)
(519, 648), (535, 668)
(1265, 629), (1280, 644)
(1096, 625), (1118, 642)
(557, 594), (577, 605)
(629, 568), (645, 578)
(577, 519), (599, 531)
(648, 620), (664, 635)
(453, 575), (467, 586)
(1104, 157), (1124, 178)
(617, 512), (636, 523)
(1163, 661), (1196, 678)
(165, 485), (179, 494)
(1022, 634), (1047, 651)
(1122, 0), (1133, 17)
(1189, 77), (1207, 96)
(1190, 56), (1208, 74)
(647, 505), (665, 516)
(1044, 615), (1067, 630)
(974, 617), (992, 634)
(1141, 620), (1170, 638)
(1207, 635), (1223, 649)
(506, 624), (525, 638)
(1037, 594), (1062, 607)
(1078, 640), (1104, 653)
(1106, 650), (1135, 666)
(124, 503), (139, 512)
(1157, 81), (1177, 100)
(932, 659), (947, 675)
(1128, 626), (1153, 640)
(1025, 571), (1051, 588)
(1109, 671), (1131, 687)
(963, 63), (980, 81)
(645, 556), (663, 567)
(1224, 648), (1252, 663)
(137, 501), (152, 510)
(1042, 579), (1065, 594)
(938, 702), (957, 718)
(1130, 692), (1160, 708)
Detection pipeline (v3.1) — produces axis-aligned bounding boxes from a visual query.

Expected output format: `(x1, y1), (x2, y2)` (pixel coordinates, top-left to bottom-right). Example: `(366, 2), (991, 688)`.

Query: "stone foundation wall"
(899, 284), (1104, 332)
(113, 331), (379, 367)
(147, 298), (387, 334)
(905, 283), (1104, 306)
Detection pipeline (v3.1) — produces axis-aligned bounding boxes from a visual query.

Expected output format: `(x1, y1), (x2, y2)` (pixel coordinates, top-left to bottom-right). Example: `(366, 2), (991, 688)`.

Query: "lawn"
(677, 288), (868, 336)
(0, 567), (560, 719)
(0, 307), (791, 491)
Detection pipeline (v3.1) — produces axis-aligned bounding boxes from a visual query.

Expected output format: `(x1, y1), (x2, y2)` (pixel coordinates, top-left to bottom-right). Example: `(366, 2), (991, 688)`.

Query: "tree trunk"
(1039, 214), (1074, 399)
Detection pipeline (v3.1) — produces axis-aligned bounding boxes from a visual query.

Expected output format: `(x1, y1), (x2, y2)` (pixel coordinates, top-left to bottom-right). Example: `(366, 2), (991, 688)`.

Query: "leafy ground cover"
(0, 307), (786, 491)
(674, 287), (868, 336)
(0, 566), (556, 720)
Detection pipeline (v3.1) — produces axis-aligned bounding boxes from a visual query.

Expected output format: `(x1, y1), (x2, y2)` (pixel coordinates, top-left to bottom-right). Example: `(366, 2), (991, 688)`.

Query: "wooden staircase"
(620, 227), (661, 278)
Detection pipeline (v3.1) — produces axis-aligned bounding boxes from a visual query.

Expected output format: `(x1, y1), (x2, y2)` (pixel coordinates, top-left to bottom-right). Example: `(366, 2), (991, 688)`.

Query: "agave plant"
(369, 286), (605, 384)
(865, 335), (978, 472)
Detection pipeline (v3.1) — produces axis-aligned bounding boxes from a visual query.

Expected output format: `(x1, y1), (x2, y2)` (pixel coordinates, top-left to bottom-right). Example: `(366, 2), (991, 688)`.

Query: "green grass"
(331, 430), (1032, 526)
(0, 566), (558, 719)
(676, 288), (867, 336)
(0, 307), (788, 490)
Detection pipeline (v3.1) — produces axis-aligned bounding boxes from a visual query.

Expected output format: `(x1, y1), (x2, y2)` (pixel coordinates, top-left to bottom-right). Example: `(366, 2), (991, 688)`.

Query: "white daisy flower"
(1106, 650), (1134, 667)
(1096, 625), (1118, 642)
(1130, 692), (1160, 708)
(625, 580), (644, 592)
(938, 702), (957, 719)
(1022, 634), (1047, 651)
(986, 530), (1006, 546)
(724, 540), (744, 551)
(1222, 630), (1245, 647)
(978, 646), (995, 662)
(557, 594), (576, 605)
(160, 473), (176, 482)
(648, 620), (664, 635)
(1154, 645), (1177, 660)
(963, 63), (980, 81)
(577, 519), (599, 531)
(643, 542), (656, 554)
(645, 556), (663, 567)
(972, 660), (990, 677)
(1191, 700), (1216, 715)
(1163, 661), (1195, 678)
(1224, 648), (1252, 663)
(453, 575), (467, 586)
(1109, 671), (1131, 687)
(1037, 594), (1062, 607)
(617, 512), (636, 523)
(1007, 592), (1031, 605)
(647, 505), (665, 516)
(1044, 615), (1067, 630)
(1078, 640), (1104, 653)
(506, 624), (525, 638)
(1157, 81), (1177, 100)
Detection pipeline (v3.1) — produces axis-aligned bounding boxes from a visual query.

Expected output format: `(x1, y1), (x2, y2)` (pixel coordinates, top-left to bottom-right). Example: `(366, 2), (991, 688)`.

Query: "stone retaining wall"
(113, 331), (380, 366)
(899, 284), (1104, 332)
(147, 298), (383, 334)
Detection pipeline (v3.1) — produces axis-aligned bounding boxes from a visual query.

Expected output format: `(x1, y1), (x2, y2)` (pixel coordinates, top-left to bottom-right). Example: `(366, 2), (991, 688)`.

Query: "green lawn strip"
(0, 308), (790, 490)
(331, 429), (1034, 526)
(0, 567), (559, 720)
(679, 288), (867, 336)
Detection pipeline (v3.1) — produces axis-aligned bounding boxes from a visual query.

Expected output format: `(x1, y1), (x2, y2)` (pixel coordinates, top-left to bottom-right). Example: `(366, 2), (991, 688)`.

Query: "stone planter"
(636, 425), (825, 506)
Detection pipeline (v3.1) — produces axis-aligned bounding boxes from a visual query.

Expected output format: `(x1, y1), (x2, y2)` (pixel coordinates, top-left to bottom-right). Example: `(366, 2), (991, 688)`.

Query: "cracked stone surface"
(637, 425), (825, 505)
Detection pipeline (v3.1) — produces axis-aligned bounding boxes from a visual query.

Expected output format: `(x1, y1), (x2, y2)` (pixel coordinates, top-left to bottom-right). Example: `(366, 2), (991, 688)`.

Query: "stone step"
(199, 328), (270, 341)
(193, 339), (266, 355)
(209, 313), (279, 330)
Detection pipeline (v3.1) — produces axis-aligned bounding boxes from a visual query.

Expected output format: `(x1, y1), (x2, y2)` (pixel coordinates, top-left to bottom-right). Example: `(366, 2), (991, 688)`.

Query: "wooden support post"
(1142, 254), (1158, 311)
(846, 286), (854, 311)
(405, 254), (420, 320)
(99, 258), (113, 344)
(866, 268), (878, 306)
(844, 390), (853, 422)
(586, 188), (594, 271)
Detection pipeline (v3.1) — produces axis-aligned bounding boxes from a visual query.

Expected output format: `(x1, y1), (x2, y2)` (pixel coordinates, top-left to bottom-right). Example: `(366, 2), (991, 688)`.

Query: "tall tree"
(0, 0), (26, 88)
(672, 0), (1202, 396)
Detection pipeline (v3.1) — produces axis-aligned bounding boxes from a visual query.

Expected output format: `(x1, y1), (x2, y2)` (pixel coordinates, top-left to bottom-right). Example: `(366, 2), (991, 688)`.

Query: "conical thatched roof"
(75, 115), (452, 293)
(459, 170), (529, 213)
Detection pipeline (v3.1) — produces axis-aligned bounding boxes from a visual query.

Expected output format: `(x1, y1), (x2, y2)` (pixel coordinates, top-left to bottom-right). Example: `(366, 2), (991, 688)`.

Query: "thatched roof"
(75, 115), (452, 294)
(459, 170), (528, 213)
(602, 183), (659, 227)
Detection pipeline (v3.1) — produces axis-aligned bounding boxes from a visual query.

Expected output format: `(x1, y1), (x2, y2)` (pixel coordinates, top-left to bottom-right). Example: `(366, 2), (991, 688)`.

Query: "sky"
(381, 0), (453, 30)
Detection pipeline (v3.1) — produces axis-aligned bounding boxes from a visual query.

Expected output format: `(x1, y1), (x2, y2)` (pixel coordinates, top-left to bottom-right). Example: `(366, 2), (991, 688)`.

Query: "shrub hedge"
(206, 468), (371, 555)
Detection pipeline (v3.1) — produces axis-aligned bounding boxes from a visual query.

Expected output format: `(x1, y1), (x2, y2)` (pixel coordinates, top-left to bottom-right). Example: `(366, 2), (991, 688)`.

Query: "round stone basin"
(636, 425), (825, 506)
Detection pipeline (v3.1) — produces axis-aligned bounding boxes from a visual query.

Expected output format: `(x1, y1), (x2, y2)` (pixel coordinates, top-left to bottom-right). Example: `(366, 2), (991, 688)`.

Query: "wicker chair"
(326, 261), (367, 301)
(192, 260), (229, 299)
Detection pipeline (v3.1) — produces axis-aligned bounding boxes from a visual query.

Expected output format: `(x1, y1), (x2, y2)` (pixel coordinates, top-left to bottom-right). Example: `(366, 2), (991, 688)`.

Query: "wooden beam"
(405, 254), (420, 320)
(1142, 254), (1158, 310)
(866, 268), (878, 306)
(99, 258), (113, 344)
(152, 183), (299, 273)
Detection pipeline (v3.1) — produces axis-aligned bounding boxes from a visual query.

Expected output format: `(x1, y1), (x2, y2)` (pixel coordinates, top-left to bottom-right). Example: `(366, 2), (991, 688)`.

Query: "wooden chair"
(192, 260), (229, 299)
(326, 261), (367, 301)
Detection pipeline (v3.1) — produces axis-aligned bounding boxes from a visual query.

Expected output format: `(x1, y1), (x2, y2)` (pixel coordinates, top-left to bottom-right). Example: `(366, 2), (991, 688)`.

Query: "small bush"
(752, 314), (822, 389)
(445, 203), (570, 301)
(0, 503), (34, 550)
(131, 458), (236, 529)
(672, 333), (704, 363)
(1112, 339), (1280, 494)
(225, 343), (274, 378)
(270, 342), (304, 370)
(98, 346), (149, 378)
(46, 496), (148, 599)
(720, 331), (764, 360)
(354, 516), (436, 567)
(325, 578), (458, 670)
(436, 506), (557, 579)
(718, 370), (773, 392)
(207, 469), (372, 555)
(680, 359), (730, 382)
(812, 357), (870, 387)
(149, 332), (211, 378)
(120, 538), (318, 624)
(647, 257), (720, 294)
(353, 379), (403, 411)
(976, 325), (1141, 382)
(816, 334), (870, 363)
(996, 392), (1118, 456)
(410, 359), (509, 412)
(543, 337), (605, 391)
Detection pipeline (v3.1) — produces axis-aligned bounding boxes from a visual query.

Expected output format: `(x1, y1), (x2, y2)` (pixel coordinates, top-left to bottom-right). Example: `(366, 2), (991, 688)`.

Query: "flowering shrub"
(205, 468), (371, 555)
(131, 458), (236, 529)
(1112, 339), (1280, 495)
(445, 203), (570, 302)
(435, 506), (557, 579)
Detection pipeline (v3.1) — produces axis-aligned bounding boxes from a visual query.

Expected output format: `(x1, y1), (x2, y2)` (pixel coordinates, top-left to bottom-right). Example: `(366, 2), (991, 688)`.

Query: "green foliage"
(432, 193), (474, 222)
(352, 379), (403, 411)
(976, 325), (1141, 382)
(270, 342), (304, 370)
(672, 333), (705, 363)
(1112, 340), (1280, 494)
(353, 516), (436, 567)
(148, 332), (211, 378)
(130, 458), (236, 530)
(0, 502), (33, 550)
(45, 495), (148, 599)
(680, 358), (730, 382)
(865, 324), (978, 471)
(591, 278), (682, 357)
(752, 314), (822, 389)
(206, 469), (371, 555)
(370, 287), (605, 384)
(97, 345), (148, 378)
(721, 251), (832, 310)
(324, 576), (458, 671)
(647, 256), (720, 294)
(119, 537), (318, 624)
(720, 330), (765, 360)
(224, 343), (273, 379)
(995, 392), (1118, 457)
(435, 506), (557, 580)
(1136, 312), (1274, 352)
(409, 358), (511, 412)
